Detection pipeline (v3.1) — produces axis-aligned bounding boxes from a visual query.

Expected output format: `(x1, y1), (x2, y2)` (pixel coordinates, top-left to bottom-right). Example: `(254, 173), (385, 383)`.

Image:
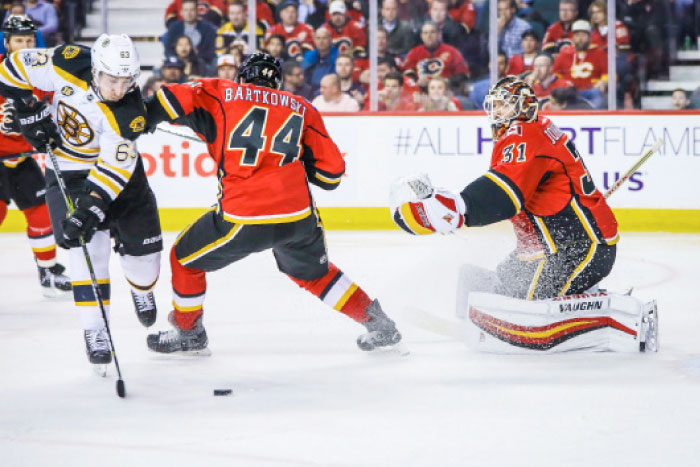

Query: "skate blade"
(41, 287), (72, 300)
(149, 347), (213, 357)
(92, 364), (108, 377)
(370, 342), (410, 356)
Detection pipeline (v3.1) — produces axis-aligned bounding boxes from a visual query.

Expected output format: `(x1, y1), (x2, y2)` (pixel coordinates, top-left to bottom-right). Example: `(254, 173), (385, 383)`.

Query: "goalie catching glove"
(391, 178), (466, 234)
(61, 194), (107, 247)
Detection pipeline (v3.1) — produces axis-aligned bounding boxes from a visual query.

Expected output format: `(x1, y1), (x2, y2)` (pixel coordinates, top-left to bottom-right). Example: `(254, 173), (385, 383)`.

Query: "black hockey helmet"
(236, 52), (282, 90)
(3, 15), (37, 37)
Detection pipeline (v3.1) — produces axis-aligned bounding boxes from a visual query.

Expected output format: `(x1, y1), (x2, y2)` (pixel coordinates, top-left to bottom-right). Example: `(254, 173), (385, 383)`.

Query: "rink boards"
(2, 111), (700, 232)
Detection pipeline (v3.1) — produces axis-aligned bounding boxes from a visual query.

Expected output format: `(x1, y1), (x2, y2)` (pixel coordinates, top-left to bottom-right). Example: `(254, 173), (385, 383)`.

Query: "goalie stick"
(603, 138), (663, 199)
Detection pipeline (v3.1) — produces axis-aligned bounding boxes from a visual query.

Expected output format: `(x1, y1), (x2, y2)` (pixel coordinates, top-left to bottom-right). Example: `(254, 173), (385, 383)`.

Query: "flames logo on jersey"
(0, 102), (20, 135)
(57, 101), (94, 146)
(285, 39), (303, 59)
(570, 61), (594, 79)
(418, 58), (445, 77)
(332, 37), (353, 54)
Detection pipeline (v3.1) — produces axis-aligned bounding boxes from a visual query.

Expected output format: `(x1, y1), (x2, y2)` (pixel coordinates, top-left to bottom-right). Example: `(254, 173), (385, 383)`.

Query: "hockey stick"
(44, 144), (126, 399)
(156, 124), (202, 143)
(603, 138), (663, 199)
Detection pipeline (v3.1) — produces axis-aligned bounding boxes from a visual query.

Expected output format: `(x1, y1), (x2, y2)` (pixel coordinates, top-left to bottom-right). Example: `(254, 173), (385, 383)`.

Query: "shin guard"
(23, 204), (57, 267)
(171, 247), (205, 330)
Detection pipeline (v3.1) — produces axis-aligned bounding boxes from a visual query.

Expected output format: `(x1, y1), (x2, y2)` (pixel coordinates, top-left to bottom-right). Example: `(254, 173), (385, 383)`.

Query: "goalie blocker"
(462, 291), (658, 353)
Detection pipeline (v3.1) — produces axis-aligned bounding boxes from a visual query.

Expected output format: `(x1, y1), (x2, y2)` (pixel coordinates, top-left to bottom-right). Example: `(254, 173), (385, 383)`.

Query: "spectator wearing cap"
(529, 53), (574, 100)
(671, 89), (692, 110)
(265, 0), (315, 61)
(174, 34), (210, 78)
(160, 55), (187, 83)
(552, 20), (607, 108)
(335, 52), (365, 107)
(506, 29), (539, 76)
(281, 60), (314, 100)
(216, 54), (238, 80)
(321, 0), (367, 57)
(302, 27), (339, 96)
(497, 0), (533, 59)
(381, 0), (415, 57)
(162, 0), (218, 65)
(542, 0), (578, 54)
(311, 74), (360, 112)
(0, 12), (45, 55)
(20, 0), (57, 45)
(216, 1), (266, 55)
(403, 21), (470, 89)
(164, 0), (226, 28)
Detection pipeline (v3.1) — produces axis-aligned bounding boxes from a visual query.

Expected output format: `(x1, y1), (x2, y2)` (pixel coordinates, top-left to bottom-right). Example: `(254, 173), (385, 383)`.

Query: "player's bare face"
(97, 73), (132, 102)
(6, 34), (36, 53)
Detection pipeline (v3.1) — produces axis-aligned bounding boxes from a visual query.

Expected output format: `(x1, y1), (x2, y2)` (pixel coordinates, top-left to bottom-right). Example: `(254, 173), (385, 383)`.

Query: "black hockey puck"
(213, 389), (232, 396)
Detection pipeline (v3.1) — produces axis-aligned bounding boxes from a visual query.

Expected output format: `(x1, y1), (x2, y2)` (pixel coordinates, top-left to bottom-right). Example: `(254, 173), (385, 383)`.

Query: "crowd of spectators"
(139, 0), (699, 111)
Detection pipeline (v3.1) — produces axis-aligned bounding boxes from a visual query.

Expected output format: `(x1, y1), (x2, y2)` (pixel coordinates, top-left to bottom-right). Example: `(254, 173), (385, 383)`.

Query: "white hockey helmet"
(91, 33), (140, 88)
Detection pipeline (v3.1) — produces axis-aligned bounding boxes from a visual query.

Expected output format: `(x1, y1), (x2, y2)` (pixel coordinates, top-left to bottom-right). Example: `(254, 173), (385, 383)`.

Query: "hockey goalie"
(390, 77), (658, 353)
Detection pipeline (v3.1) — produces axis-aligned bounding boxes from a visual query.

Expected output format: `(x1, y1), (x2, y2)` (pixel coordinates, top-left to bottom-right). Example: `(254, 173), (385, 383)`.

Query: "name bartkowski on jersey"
(224, 86), (306, 116)
(559, 300), (604, 313)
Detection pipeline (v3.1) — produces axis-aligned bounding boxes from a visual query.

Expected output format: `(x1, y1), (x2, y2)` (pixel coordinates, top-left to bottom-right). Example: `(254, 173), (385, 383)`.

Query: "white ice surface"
(1, 227), (700, 467)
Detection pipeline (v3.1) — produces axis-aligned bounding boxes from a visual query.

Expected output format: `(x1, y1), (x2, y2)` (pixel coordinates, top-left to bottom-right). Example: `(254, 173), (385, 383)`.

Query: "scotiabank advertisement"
(136, 113), (700, 210)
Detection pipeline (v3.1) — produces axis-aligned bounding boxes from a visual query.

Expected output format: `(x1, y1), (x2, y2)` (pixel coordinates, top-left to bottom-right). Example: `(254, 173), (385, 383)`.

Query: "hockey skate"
(38, 263), (72, 298)
(357, 300), (405, 353)
(147, 313), (210, 355)
(85, 328), (111, 376)
(131, 290), (157, 327)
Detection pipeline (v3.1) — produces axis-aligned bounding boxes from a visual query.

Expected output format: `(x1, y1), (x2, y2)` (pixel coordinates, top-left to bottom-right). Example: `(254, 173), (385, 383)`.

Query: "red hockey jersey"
(461, 117), (618, 257)
(531, 76), (575, 99)
(265, 22), (315, 60)
(321, 19), (367, 55)
(449, 0), (476, 32)
(590, 21), (630, 50)
(552, 45), (608, 91)
(506, 53), (535, 76)
(151, 79), (345, 224)
(542, 21), (573, 52)
(402, 43), (470, 80)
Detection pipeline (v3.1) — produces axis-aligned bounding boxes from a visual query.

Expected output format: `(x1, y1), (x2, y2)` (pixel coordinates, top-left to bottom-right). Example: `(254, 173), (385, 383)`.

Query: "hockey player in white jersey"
(0, 34), (163, 367)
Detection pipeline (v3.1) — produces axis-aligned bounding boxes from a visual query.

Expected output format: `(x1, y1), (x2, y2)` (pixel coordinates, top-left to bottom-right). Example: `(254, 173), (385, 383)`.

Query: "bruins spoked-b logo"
(57, 101), (94, 146)
(129, 116), (145, 132)
(61, 86), (74, 96)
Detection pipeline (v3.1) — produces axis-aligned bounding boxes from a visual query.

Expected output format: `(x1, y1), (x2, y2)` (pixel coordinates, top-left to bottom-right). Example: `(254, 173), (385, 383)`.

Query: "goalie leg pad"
(456, 264), (503, 319)
(464, 291), (657, 353)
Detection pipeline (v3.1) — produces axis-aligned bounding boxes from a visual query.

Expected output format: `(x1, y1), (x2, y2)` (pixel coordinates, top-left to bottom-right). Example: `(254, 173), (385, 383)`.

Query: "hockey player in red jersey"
(392, 76), (618, 301)
(0, 15), (70, 296)
(144, 53), (402, 354)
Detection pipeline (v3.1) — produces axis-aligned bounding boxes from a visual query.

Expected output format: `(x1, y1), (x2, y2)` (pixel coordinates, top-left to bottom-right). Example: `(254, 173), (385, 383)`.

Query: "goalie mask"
(91, 33), (140, 101)
(236, 52), (282, 90)
(484, 76), (539, 139)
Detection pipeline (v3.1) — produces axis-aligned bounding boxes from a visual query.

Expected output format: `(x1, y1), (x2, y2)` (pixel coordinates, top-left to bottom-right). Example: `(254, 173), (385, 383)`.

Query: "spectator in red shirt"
(506, 29), (539, 76)
(588, 0), (631, 51)
(164, 0), (226, 27)
(321, 0), (367, 56)
(403, 21), (470, 88)
(529, 53), (575, 100)
(265, 0), (315, 61)
(542, 0), (578, 53)
(449, 0), (476, 33)
(379, 71), (417, 111)
(552, 20), (608, 108)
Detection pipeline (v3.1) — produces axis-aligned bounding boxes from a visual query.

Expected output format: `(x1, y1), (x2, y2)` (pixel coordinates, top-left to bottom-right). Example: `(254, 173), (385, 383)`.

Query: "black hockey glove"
(16, 99), (60, 150)
(61, 194), (107, 247)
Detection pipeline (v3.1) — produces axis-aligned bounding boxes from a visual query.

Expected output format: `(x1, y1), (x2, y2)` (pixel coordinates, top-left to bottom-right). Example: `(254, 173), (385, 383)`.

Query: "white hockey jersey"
(0, 44), (147, 204)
